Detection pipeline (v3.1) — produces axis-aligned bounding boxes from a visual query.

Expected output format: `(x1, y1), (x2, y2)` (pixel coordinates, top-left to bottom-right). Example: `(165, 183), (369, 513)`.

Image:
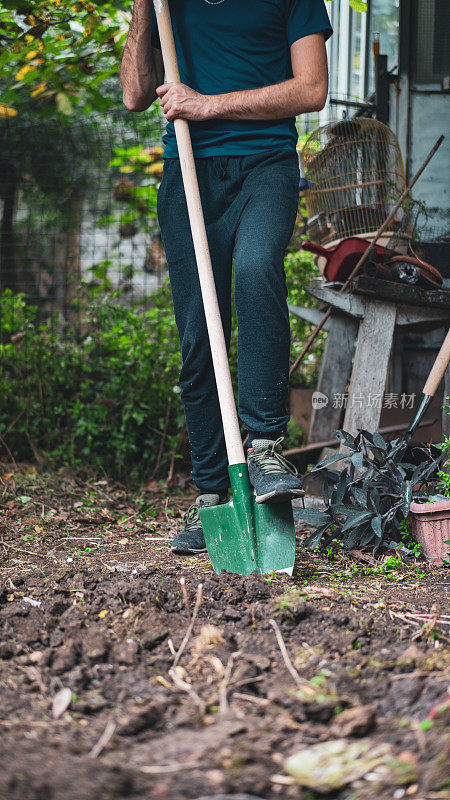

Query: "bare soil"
(1, 465), (449, 800)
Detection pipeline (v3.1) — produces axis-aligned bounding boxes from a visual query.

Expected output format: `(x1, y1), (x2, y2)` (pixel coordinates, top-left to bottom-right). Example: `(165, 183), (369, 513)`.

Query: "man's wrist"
(205, 94), (224, 120)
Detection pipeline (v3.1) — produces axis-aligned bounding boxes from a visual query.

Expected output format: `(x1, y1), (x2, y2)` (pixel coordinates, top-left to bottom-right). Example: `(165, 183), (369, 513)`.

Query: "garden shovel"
(153, 0), (296, 575)
(392, 326), (450, 462)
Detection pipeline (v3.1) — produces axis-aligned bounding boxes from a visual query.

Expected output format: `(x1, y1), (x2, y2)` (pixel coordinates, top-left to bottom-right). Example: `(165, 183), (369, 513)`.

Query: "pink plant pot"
(410, 500), (450, 565)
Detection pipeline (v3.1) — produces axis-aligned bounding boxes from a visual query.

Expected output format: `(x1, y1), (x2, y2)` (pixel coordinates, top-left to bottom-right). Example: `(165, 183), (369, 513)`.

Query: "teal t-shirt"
(151, 0), (332, 157)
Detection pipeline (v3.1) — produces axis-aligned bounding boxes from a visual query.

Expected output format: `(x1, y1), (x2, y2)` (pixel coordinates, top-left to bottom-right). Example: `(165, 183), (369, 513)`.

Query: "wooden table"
(289, 277), (450, 443)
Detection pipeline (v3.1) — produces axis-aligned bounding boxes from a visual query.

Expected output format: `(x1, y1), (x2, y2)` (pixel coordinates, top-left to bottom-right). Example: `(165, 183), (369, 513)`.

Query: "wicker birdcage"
(301, 118), (412, 250)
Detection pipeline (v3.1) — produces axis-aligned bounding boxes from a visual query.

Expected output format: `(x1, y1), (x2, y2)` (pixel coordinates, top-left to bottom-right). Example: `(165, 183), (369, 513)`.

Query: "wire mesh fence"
(0, 106), (167, 335)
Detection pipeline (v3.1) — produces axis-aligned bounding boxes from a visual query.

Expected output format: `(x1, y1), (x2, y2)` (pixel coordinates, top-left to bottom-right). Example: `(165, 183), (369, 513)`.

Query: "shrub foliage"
(299, 429), (443, 552)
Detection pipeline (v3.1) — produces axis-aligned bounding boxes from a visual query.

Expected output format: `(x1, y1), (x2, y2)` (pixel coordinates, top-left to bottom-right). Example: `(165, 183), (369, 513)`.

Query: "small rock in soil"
(114, 638), (139, 665)
(330, 705), (377, 738)
(48, 598), (70, 617)
(28, 650), (44, 664)
(52, 687), (73, 719)
(243, 653), (271, 672)
(51, 639), (78, 674)
(397, 644), (425, 668)
(0, 641), (18, 659)
(389, 677), (425, 712)
(72, 691), (108, 714)
(66, 665), (90, 692)
(83, 631), (109, 662)
(223, 606), (241, 621)
(140, 624), (169, 651)
(117, 701), (164, 735)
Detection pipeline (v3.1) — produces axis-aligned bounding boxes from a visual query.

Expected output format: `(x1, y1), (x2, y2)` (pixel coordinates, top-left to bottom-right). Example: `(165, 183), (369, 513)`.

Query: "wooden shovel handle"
(423, 327), (450, 397)
(153, 0), (245, 466)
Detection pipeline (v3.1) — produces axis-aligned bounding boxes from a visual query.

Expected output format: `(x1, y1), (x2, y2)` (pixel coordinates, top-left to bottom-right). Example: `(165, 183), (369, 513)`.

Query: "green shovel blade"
(199, 463), (296, 576)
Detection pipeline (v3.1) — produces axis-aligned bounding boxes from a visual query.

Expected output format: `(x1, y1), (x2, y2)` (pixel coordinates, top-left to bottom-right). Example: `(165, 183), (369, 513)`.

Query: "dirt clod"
(330, 704), (377, 737)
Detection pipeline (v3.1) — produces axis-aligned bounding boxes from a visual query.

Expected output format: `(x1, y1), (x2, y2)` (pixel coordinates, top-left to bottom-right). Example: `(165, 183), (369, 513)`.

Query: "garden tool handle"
(423, 327), (450, 397)
(302, 241), (331, 259)
(153, 0), (245, 466)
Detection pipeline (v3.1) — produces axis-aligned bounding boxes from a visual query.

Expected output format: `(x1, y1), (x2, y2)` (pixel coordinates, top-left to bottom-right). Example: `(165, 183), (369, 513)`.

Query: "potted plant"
(409, 465), (450, 565)
(297, 429), (448, 563)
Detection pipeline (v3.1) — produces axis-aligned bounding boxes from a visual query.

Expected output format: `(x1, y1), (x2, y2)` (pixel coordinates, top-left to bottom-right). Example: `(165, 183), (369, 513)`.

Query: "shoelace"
(249, 436), (299, 476)
(183, 503), (201, 531)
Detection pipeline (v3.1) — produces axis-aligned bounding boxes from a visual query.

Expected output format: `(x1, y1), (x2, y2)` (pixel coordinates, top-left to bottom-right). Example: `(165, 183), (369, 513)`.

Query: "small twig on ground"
(180, 577), (190, 614)
(231, 675), (265, 691)
(0, 437), (18, 470)
(167, 638), (176, 656)
(232, 691), (269, 707)
(140, 762), (199, 775)
(100, 560), (117, 572)
(118, 511), (139, 525)
(168, 667), (203, 708)
(150, 397), (172, 480)
(412, 603), (442, 642)
(164, 497), (171, 524)
(168, 422), (186, 484)
(173, 583), (203, 668)
(1, 539), (49, 559)
(270, 618), (309, 691)
(88, 719), (116, 759)
(219, 650), (241, 714)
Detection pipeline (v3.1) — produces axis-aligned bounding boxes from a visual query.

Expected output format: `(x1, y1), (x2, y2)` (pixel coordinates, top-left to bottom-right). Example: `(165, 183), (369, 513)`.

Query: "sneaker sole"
(255, 488), (305, 504)
(171, 546), (208, 555)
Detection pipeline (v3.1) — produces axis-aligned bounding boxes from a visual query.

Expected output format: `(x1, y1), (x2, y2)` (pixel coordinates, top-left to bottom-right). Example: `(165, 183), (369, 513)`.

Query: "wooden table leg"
(343, 301), (397, 438)
(308, 313), (358, 443)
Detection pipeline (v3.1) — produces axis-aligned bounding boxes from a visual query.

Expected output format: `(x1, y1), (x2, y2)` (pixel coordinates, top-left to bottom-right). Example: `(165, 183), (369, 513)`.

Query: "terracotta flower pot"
(410, 499), (450, 565)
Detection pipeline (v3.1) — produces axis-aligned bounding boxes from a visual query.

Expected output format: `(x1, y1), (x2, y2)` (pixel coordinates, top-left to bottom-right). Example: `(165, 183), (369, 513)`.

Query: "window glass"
(413, 0), (450, 83)
(367, 0), (400, 91)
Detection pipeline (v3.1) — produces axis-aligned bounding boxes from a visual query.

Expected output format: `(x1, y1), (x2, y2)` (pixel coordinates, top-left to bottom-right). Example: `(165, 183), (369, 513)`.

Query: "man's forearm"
(209, 76), (327, 120)
(120, 0), (159, 112)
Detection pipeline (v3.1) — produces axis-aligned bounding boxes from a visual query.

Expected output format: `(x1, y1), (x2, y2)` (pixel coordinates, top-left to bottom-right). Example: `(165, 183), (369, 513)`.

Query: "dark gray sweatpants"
(157, 148), (300, 495)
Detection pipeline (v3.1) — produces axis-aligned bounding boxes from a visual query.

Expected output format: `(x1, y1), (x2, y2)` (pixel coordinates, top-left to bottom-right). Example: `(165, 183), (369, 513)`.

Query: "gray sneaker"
(248, 437), (305, 504)
(171, 494), (221, 555)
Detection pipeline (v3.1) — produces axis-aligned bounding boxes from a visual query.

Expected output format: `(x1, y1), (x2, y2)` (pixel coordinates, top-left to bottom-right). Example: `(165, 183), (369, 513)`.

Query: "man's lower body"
(157, 149), (303, 553)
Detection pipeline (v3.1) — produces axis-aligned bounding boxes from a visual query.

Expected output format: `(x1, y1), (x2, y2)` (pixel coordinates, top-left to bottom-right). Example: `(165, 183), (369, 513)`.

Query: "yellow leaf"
(118, 537), (129, 545)
(98, 609), (109, 618)
(26, 50), (39, 59)
(31, 82), (47, 97)
(7, 594), (15, 602)
(119, 166), (134, 174)
(0, 104), (17, 118)
(34, 525), (43, 534)
(16, 64), (35, 81)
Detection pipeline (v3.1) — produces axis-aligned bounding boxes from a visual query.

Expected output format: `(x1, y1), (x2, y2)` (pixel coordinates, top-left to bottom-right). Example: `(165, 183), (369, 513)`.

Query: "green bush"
(0, 286), (183, 482)
(0, 247), (320, 481)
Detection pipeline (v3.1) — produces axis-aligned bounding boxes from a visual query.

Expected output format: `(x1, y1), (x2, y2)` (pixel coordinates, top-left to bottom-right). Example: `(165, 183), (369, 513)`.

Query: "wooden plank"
(308, 314), (358, 443)
(288, 304), (333, 330)
(304, 285), (450, 326)
(305, 285), (366, 317)
(285, 418), (436, 457)
(350, 275), (450, 310)
(396, 308), (450, 327)
(343, 300), (397, 438)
